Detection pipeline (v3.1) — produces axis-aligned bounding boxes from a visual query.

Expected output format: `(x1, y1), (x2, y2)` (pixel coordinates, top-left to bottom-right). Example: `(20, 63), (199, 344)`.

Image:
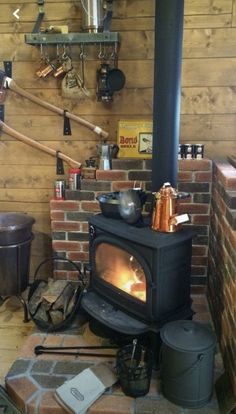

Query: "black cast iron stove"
(81, 214), (194, 336)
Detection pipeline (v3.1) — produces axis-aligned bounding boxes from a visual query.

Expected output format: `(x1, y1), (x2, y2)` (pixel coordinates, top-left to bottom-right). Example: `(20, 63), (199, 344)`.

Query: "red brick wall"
(208, 160), (236, 395)
(50, 158), (212, 286)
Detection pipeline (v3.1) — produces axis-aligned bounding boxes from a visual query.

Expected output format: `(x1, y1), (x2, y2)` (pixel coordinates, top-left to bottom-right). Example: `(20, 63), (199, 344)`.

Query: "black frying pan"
(107, 68), (126, 92)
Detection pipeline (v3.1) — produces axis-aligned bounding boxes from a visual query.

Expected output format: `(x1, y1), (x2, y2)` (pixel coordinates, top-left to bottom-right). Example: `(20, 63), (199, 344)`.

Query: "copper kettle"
(151, 182), (190, 233)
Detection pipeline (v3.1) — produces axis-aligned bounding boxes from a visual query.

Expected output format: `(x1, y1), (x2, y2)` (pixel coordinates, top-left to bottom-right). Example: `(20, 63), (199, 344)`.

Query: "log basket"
(28, 257), (87, 332)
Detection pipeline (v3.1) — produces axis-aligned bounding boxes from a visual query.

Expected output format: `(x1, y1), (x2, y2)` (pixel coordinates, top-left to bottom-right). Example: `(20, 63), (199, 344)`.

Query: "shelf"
(25, 32), (119, 45)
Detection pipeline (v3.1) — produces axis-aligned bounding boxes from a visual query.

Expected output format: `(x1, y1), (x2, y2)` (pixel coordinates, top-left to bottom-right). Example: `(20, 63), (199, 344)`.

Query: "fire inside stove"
(95, 243), (146, 302)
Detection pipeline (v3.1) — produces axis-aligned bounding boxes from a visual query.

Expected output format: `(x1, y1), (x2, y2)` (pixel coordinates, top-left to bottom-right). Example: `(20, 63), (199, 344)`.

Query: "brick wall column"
(208, 160), (236, 395)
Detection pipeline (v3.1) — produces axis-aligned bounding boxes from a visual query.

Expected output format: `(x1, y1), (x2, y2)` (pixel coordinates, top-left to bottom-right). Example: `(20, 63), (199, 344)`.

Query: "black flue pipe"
(151, 0), (184, 191)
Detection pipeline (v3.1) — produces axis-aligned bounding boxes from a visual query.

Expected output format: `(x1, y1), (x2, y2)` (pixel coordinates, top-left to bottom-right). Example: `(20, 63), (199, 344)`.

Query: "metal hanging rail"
(25, 32), (119, 45)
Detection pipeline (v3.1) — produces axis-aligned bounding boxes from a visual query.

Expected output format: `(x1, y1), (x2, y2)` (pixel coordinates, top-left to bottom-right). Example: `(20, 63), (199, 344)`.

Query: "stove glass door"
(95, 242), (146, 302)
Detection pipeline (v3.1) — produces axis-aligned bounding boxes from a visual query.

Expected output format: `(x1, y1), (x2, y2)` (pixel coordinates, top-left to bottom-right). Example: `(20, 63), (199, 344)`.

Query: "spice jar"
(68, 168), (81, 190)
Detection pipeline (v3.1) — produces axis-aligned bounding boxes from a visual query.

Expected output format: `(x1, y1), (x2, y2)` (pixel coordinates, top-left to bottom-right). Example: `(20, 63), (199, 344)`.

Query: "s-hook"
(79, 43), (86, 87)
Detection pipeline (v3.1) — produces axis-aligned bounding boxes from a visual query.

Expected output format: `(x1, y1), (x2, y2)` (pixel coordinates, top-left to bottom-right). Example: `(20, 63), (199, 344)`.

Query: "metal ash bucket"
(160, 320), (217, 409)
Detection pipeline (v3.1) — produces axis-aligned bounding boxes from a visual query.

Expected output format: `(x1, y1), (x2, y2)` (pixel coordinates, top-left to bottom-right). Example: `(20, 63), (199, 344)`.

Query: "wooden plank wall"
(0, 0), (236, 275)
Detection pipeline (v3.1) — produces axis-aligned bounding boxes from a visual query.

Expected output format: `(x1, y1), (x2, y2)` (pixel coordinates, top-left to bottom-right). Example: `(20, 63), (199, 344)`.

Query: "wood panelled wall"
(0, 0), (236, 275)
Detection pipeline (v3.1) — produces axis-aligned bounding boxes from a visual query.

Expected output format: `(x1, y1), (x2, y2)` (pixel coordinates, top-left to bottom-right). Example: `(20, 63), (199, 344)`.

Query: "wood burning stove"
(81, 214), (195, 336)
(81, 0), (187, 339)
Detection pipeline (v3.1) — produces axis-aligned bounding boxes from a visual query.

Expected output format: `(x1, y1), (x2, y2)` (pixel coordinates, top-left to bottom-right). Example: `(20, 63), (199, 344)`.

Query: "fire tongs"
(34, 345), (118, 357)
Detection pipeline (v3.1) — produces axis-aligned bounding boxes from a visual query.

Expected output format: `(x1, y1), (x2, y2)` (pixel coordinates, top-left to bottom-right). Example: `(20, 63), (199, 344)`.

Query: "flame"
(115, 268), (146, 302)
(96, 243), (146, 302)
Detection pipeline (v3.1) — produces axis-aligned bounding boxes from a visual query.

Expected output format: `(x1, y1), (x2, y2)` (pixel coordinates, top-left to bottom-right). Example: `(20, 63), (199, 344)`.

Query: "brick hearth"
(5, 294), (221, 414)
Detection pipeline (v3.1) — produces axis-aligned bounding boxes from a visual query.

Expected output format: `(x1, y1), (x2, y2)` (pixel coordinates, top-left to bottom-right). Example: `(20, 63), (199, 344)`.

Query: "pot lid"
(160, 320), (216, 352)
(0, 213), (35, 232)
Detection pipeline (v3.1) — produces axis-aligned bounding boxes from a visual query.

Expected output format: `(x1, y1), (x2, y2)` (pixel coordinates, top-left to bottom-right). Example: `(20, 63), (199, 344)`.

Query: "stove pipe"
(151, 0), (184, 191)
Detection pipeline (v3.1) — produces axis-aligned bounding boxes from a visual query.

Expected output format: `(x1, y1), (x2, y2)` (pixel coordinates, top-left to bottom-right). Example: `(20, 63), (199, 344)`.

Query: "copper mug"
(151, 182), (190, 233)
(53, 65), (66, 78)
(36, 61), (57, 78)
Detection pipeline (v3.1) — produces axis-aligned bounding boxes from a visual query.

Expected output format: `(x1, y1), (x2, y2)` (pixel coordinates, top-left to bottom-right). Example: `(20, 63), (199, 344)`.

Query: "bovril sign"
(117, 119), (153, 159)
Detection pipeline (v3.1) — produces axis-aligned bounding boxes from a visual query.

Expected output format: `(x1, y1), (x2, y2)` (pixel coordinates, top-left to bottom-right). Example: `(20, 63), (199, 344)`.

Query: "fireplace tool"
(151, 182), (190, 233)
(34, 344), (118, 357)
(116, 339), (153, 398)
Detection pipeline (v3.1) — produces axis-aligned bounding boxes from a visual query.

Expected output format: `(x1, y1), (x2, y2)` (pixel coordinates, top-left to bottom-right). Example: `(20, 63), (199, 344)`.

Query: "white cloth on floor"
(55, 363), (117, 414)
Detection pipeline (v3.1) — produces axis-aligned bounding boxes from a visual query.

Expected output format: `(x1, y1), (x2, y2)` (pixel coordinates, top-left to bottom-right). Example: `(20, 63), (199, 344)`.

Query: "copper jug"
(151, 182), (189, 233)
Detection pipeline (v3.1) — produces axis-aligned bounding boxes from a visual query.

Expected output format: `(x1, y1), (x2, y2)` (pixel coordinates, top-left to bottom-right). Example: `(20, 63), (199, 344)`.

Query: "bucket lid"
(0, 213), (35, 232)
(160, 320), (216, 353)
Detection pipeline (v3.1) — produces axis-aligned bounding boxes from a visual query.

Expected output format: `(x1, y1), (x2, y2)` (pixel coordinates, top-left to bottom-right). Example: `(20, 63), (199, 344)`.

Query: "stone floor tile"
(37, 352), (78, 361)
(53, 360), (92, 375)
(191, 294), (207, 305)
(32, 373), (68, 389)
(193, 313), (212, 322)
(6, 375), (39, 413)
(88, 394), (135, 414)
(19, 334), (44, 358)
(214, 352), (224, 370)
(111, 383), (125, 396)
(192, 303), (208, 314)
(4, 311), (223, 414)
(31, 360), (55, 373)
(77, 354), (117, 364)
(38, 390), (67, 414)
(6, 359), (31, 377)
(135, 398), (182, 414)
(148, 377), (160, 397)
(27, 394), (41, 414)
(43, 334), (65, 347)
(191, 286), (206, 295)
(183, 403), (220, 413)
(62, 333), (94, 348)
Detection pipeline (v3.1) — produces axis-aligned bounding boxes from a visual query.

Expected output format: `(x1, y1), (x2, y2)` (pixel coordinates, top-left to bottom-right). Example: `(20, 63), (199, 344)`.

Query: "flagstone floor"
(4, 292), (224, 414)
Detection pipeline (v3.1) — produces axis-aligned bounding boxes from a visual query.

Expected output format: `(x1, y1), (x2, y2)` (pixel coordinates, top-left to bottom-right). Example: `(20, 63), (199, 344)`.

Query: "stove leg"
(146, 331), (162, 371)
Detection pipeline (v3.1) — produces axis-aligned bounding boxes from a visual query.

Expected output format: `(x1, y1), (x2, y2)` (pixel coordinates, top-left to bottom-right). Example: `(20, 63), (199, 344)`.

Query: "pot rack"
(25, 0), (119, 49)
(25, 32), (119, 46)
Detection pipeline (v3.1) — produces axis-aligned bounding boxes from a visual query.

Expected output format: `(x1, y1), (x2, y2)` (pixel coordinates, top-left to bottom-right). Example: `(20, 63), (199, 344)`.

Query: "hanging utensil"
(79, 44), (86, 88)
(77, 44), (90, 96)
